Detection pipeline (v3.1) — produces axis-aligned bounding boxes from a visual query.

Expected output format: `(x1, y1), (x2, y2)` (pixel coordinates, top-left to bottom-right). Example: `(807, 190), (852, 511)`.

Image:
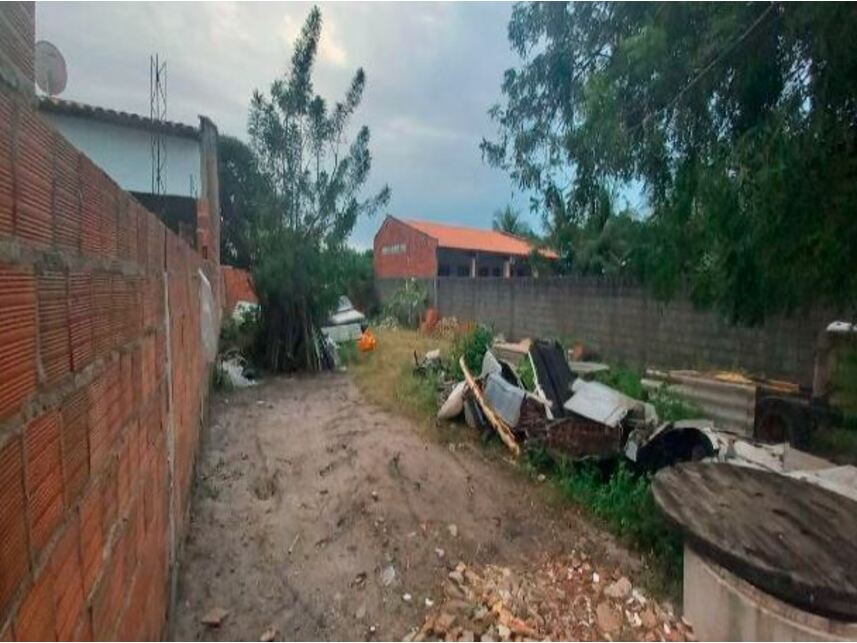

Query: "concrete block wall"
(379, 276), (829, 386)
(0, 16), (217, 640)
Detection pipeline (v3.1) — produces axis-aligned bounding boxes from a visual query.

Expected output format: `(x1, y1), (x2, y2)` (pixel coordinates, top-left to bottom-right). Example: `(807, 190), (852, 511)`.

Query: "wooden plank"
(653, 462), (857, 620)
(460, 357), (520, 457)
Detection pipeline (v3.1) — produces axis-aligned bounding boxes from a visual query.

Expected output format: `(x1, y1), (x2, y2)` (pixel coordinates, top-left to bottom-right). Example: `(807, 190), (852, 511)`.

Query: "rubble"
(411, 555), (694, 641)
(200, 607), (229, 627)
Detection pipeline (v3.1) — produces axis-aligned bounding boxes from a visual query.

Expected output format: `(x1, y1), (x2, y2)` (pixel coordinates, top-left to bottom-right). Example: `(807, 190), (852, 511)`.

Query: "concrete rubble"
(405, 555), (694, 642)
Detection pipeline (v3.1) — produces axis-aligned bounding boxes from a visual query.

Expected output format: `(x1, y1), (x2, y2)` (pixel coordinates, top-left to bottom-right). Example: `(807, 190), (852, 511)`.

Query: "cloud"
(35, 2), (538, 248)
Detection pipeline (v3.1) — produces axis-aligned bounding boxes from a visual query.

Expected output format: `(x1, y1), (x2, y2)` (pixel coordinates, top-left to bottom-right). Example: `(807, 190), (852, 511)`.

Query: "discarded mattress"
(483, 372), (527, 428)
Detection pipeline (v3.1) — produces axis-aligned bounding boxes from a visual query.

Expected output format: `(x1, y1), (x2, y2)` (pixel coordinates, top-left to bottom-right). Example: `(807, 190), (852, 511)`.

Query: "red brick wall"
(373, 216), (438, 278)
(0, 4), (35, 88)
(0, 24), (217, 641)
(220, 265), (257, 315)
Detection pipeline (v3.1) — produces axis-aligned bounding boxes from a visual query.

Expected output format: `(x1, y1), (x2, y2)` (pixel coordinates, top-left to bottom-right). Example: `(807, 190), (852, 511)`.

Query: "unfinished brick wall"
(220, 265), (257, 316)
(377, 276), (832, 387)
(0, 44), (217, 643)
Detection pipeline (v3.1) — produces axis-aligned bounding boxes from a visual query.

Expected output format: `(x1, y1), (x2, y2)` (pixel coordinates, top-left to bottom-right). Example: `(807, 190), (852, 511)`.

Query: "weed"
(594, 366), (646, 400)
(338, 340), (359, 366)
(525, 448), (683, 596)
(648, 387), (703, 422)
(383, 278), (428, 328)
(595, 367), (702, 422)
(350, 328), (451, 427)
(451, 324), (494, 377)
(518, 357), (535, 392)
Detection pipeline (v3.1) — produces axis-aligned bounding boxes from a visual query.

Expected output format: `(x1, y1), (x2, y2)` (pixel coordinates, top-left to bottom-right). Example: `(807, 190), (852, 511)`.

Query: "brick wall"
(0, 12), (218, 639)
(0, 4), (34, 90)
(220, 265), (257, 316)
(378, 276), (832, 387)
(373, 216), (438, 278)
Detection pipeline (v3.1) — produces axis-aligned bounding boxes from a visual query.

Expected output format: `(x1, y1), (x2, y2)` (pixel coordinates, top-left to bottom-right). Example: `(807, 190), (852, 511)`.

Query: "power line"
(629, 2), (780, 133)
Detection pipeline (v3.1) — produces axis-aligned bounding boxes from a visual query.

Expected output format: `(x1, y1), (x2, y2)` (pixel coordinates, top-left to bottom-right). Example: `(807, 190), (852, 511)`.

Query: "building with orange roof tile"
(373, 216), (556, 279)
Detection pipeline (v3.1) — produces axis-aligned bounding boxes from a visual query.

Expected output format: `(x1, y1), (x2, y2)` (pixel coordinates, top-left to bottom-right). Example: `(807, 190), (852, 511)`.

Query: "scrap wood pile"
(431, 335), (684, 467)
(407, 555), (693, 642)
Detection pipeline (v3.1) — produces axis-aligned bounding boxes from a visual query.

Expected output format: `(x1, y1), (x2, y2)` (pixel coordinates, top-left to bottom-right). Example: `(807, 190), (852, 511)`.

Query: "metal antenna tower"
(150, 54), (167, 197)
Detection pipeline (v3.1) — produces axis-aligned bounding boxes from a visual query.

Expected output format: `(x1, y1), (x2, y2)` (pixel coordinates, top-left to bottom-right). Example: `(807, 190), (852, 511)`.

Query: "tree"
(218, 135), (273, 269)
(247, 6), (390, 370)
(492, 205), (533, 238)
(483, 3), (857, 323)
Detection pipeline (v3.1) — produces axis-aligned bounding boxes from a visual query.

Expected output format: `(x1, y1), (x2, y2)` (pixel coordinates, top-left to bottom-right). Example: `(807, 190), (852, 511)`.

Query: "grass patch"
(595, 366), (702, 422)
(809, 425), (857, 466)
(350, 328), (451, 426)
(525, 449), (683, 598)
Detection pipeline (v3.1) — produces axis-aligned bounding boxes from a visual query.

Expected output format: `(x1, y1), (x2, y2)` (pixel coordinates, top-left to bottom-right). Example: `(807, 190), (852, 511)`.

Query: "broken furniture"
(529, 340), (576, 417)
(653, 462), (857, 639)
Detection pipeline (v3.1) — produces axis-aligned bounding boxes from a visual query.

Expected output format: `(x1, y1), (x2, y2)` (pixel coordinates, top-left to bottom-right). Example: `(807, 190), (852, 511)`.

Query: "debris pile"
(406, 556), (694, 642)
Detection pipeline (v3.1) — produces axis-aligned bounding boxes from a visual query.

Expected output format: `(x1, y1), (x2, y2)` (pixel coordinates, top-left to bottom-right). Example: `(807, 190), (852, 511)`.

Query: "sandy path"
(173, 373), (643, 641)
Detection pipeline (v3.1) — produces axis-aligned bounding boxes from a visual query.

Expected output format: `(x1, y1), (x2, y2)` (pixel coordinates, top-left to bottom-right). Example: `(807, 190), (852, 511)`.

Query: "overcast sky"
(36, 2), (535, 249)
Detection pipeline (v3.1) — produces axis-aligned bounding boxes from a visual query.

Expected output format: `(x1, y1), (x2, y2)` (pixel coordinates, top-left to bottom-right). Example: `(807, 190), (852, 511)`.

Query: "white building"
(38, 96), (220, 258)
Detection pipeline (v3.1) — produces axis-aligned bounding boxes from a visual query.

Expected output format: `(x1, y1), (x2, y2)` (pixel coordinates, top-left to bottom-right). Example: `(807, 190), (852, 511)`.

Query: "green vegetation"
(350, 328), (451, 427)
(451, 324), (494, 377)
(382, 278), (428, 328)
(483, 3), (857, 324)
(492, 205), (533, 238)
(337, 340), (359, 367)
(234, 6), (389, 372)
(595, 366), (702, 422)
(517, 357), (535, 392)
(525, 450), (682, 596)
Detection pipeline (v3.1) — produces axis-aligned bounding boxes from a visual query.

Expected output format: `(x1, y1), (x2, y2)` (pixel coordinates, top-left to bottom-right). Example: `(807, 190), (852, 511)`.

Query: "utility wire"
(629, 2), (780, 133)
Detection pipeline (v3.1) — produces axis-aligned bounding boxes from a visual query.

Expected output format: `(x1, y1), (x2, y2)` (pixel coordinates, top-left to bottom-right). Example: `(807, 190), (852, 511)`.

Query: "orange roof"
(404, 219), (557, 259)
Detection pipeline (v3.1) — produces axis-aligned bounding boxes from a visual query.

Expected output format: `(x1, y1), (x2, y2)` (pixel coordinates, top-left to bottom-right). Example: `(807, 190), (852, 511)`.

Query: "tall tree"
(248, 6), (390, 370)
(483, 2), (857, 323)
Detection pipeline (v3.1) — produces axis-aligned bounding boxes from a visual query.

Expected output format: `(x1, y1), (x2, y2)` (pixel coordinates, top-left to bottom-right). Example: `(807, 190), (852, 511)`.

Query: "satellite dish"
(35, 40), (67, 96)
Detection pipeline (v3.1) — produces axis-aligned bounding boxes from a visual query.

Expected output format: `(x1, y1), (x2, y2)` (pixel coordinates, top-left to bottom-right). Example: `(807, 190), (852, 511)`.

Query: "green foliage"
(337, 340), (359, 367)
(517, 357), (535, 392)
(383, 278), (428, 328)
(492, 205), (533, 238)
(594, 366), (647, 400)
(338, 248), (379, 316)
(484, 3), (857, 324)
(649, 387), (704, 423)
(247, 6), (389, 371)
(218, 136), (274, 269)
(451, 325), (494, 377)
(833, 346), (857, 415)
(526, 450), (682, 585)
(595, 367), (702, 422)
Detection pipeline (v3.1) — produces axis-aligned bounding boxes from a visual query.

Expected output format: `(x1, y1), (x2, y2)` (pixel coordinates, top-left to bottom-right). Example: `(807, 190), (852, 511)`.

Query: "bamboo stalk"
(459, 357), (521, 457)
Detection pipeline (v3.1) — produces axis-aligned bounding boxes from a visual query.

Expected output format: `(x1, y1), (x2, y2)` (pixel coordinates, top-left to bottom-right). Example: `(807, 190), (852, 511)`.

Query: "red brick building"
(373, 216), (556, 279)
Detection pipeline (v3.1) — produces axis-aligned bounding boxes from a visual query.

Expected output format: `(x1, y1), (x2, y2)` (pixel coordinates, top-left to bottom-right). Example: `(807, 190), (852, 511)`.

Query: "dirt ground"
(173, 373), (653, 641)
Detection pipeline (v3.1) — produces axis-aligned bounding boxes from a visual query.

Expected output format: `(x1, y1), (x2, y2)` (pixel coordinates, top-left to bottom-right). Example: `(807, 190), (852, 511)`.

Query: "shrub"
(525, 450), (683, 584)
(451, 324), (494, 377)
(383, 278), (428, 328)
(518, 357), (535, 392)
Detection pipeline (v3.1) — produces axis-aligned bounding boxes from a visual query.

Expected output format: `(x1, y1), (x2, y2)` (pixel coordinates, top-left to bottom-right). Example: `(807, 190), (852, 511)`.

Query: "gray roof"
(38, 96), (200, 140)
